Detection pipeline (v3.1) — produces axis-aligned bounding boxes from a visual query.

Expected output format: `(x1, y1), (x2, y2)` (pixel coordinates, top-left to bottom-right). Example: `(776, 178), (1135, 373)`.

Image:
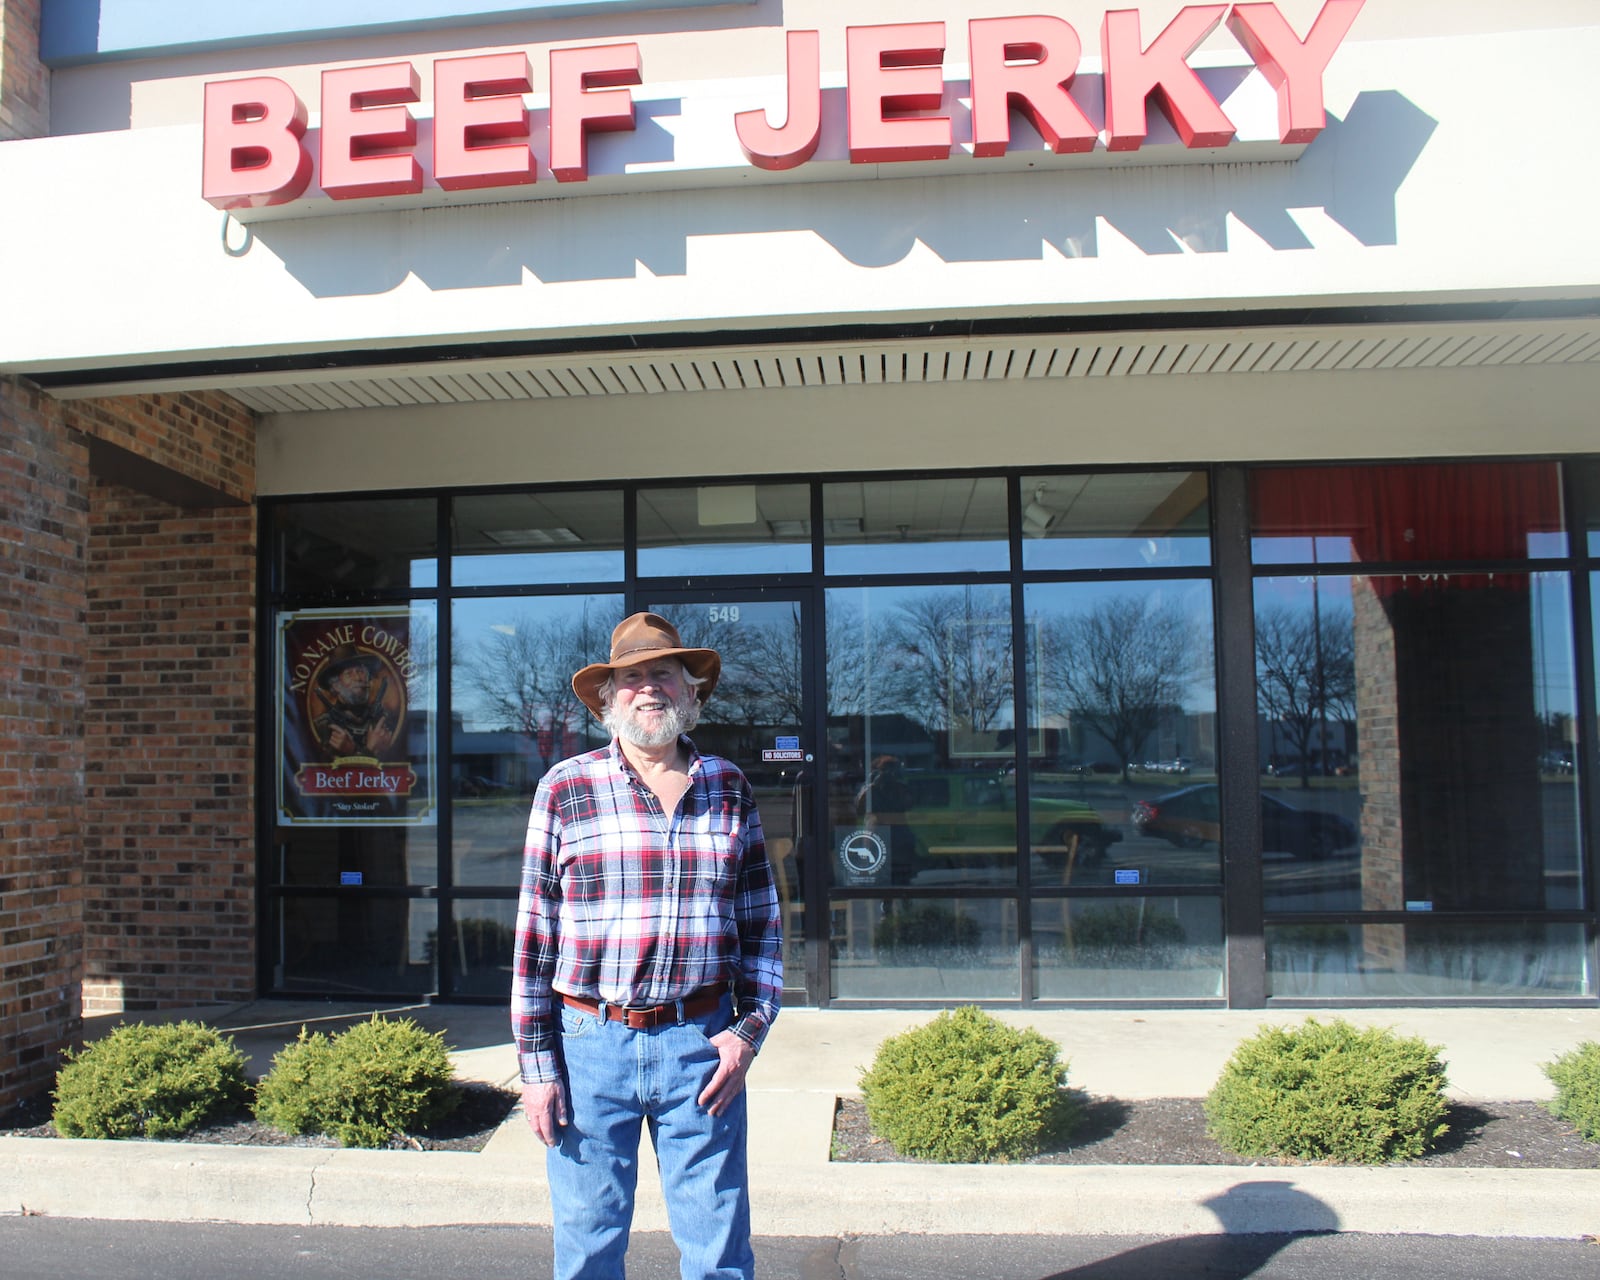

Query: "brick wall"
(0, 381), (257, 1109)
(67, 392), (254, 505)
(79, 485), (257, 1015)
(0, 377), (88, 1113)
(64, 392), (258, 1016)
(1352, 576), (1404, 976)
(1, 0), (49, 141)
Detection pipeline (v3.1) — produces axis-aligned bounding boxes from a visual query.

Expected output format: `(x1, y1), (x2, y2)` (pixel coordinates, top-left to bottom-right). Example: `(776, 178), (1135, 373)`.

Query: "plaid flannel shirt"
(512, 736), (783, 1084)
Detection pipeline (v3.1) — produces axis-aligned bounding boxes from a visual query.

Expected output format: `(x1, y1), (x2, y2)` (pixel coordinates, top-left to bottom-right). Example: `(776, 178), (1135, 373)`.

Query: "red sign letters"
(203, 1), (1363, 211)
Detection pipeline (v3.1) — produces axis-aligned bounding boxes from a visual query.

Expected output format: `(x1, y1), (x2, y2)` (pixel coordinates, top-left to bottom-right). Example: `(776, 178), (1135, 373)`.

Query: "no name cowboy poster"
(277, 607), (436, 826)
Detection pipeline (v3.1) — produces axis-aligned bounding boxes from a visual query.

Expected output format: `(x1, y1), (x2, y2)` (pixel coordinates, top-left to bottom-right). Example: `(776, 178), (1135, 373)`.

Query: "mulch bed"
(8, 1085), (1597, 1168)
(832, 1095), (1600, 1169)
(0, 1081), (520, 1153)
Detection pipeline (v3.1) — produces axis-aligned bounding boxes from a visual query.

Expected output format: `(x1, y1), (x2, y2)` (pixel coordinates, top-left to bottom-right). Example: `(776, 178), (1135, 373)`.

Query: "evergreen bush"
(872, 902), (981, 958)
(52, 1021), (249, 1140)
(1542, 1040), (1600, 1142)
(253, 1015), (460, 1148)
(859, 1005), (1078, 1162)
(1204, 1017), (1450, 1164)
(1062, 903), (1190, 969)
(1069, 903), (1186, 951)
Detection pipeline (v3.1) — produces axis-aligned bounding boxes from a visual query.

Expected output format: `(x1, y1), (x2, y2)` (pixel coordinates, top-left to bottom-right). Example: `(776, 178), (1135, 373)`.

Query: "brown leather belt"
(558, 985), (726, 1030)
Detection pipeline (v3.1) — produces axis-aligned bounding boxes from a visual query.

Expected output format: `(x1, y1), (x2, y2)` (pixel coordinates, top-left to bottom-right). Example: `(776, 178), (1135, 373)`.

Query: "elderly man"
(512, 612), (783, 1280)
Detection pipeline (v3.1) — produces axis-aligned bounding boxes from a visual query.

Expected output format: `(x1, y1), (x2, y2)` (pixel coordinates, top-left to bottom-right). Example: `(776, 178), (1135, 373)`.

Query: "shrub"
(1542, 1040), (1600, 1142)
(859, 1006), (1078, 1162)
(52, 1021), (249, 1140)
(253, 1015), (460, 1148)
(873, 903), (981, 958)
(1069, 904), (1186, 951)
(1204, 1017), (1450, 1164)
(1063, 904), (1190, 969)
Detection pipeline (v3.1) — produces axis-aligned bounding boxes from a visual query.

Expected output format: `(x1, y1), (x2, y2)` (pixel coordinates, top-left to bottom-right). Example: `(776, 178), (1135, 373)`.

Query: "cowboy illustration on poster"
(277, 608), (435, 826)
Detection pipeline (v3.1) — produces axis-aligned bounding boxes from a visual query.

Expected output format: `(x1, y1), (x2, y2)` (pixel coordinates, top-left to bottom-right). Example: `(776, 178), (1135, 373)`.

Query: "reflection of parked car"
(1132, 783), (1355, 860)
(1152, 757), (1192, 775)
(1539, 749), (1575, 775)
(898, 771), (1123, 867)
(999, 759), (1093, 778)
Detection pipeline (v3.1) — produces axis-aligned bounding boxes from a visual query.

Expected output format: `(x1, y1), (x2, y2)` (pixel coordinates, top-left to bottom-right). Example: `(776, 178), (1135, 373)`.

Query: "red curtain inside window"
(1251, 461), (1563, 590)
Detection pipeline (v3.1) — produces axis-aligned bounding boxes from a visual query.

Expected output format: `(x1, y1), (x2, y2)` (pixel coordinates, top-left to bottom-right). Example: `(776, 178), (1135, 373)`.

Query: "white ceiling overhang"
(35, 315), (1600, 415)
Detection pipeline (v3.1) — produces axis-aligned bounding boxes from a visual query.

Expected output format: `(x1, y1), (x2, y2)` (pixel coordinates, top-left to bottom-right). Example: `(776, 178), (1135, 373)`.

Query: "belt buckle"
(621, 999), (683, 1030)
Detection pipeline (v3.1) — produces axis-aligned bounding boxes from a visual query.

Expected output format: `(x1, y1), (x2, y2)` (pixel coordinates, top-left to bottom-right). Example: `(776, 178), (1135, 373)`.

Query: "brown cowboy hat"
(315, 643), (382, 690)
(571, 612), (721, 719)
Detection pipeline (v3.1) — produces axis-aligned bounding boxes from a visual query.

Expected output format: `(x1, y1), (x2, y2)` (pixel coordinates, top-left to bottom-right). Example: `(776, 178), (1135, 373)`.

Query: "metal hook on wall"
(220, 211), (253, 258)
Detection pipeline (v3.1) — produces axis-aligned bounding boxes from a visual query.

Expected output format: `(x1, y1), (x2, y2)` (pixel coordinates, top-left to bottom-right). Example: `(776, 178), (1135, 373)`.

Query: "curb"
(4, 1135), (1595, 1239)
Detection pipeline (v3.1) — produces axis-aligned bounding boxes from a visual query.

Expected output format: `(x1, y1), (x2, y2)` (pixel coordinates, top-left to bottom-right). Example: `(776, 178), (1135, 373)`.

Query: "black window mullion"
(1213, 465), (1266, 1008)
(1007, 475), (1033, 1002)
(1563, 467), (1598, 963)
(435, 497), (456, 996)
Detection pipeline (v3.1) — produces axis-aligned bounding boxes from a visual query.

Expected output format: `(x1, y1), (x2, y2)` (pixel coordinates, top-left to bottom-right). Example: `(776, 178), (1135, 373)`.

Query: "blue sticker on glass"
(1114, 869), (1141, 885)
(775, 736), (800, 751)
(340, 871), (363, 886)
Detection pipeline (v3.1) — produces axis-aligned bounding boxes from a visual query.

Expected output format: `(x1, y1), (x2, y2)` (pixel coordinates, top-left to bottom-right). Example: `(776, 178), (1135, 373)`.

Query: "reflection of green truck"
(899, 772), (1123, 867)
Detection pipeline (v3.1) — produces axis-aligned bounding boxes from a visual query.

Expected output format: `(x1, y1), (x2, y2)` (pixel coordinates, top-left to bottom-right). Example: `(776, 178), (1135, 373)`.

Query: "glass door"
(646, 592), (818, 1003)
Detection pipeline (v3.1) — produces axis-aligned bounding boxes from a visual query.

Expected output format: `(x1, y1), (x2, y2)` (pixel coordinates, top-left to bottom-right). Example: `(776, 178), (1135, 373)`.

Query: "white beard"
(604, 688), (701, 748)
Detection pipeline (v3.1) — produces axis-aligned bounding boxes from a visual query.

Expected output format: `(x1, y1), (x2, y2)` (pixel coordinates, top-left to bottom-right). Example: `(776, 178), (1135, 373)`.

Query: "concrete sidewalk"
(3, 1002), (1598, 1239)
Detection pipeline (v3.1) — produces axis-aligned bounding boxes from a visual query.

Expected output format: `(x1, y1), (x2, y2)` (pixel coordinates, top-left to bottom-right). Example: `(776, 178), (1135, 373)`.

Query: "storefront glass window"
(446, 898), (519, 999)
(272, 896), (438, 997)
(1254, 572), (1582, 916)
(270, 826), (438, 888)
(1250, 461), (1566, 565)
(1023, 579), (1220, 889)
(272, 496), (439, 593)
(637, 483), (812, 576)
(1580, 459), (1600, 556)
(830, 897), (1020, 999)
(825, 584), (1016, 890)
(449, 593), (620, 887)
(1034, 896), (1224, 998)
(1020, 470), (1211, 571)
(823, 476), (1009, 575)
(453, 490), (623, 586)
(1267, 920), (1590, 998)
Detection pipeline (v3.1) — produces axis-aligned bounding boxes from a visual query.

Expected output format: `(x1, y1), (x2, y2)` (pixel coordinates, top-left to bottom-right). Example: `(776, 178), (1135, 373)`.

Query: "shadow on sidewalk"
(1038, 1183), (1338, 1279)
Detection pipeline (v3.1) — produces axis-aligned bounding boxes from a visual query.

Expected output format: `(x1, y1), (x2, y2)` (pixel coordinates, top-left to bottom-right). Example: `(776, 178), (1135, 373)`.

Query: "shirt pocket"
(693, 828), (742, 895)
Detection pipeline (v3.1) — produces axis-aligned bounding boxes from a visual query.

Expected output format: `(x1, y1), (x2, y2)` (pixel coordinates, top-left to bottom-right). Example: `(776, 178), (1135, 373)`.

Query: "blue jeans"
(548, 994), (754, 1280)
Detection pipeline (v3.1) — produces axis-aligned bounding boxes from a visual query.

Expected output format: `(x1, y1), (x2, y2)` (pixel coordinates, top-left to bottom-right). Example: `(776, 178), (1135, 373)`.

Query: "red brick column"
(64, 394), (258, 1016)
(1, 381), (257, 1111)
(78, 487), (257, 1013)
(0, 377), (88, 1113)
(1353, 575), (1404, 977)
(1, 0), (49, 140)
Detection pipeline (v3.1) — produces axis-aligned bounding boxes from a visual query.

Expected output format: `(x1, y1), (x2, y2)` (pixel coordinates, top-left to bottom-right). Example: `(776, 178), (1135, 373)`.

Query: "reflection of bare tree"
(1040, 596), (1200, 781)
(675, 608), (804, 727)
(406, 613), (438, 701)
(1255, 604), (1356, 787)
(824, 609), (870, 716)
(886, 590), (1013, 738)
(456, 613), (603, 774)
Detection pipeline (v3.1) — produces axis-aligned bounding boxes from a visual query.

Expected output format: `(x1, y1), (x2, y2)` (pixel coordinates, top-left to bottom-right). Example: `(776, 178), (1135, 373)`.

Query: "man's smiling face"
(605, 658), (699, 748)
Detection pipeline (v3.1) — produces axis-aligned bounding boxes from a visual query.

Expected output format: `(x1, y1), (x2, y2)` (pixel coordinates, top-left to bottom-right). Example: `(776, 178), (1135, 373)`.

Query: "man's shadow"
(1037, 1183), (1339, 1279)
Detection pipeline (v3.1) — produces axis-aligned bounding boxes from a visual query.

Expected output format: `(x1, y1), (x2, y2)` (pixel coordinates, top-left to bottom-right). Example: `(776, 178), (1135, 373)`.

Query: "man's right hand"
(521, 1079), (569, 1147)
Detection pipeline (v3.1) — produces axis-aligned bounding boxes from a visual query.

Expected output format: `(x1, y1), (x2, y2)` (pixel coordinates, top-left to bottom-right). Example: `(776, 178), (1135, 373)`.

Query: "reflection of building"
(4, 2), (1600, 1110)
(1068, 706), (1218, 774)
